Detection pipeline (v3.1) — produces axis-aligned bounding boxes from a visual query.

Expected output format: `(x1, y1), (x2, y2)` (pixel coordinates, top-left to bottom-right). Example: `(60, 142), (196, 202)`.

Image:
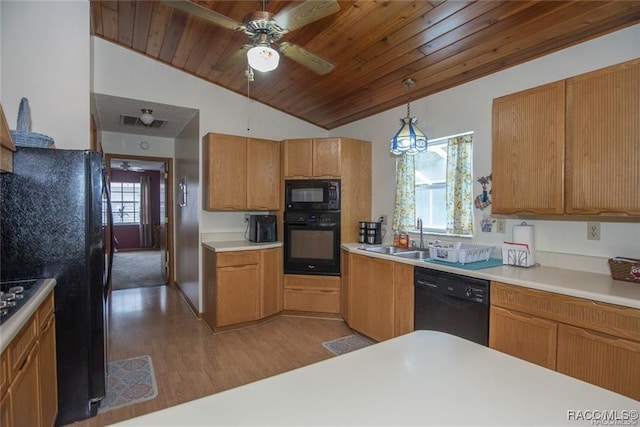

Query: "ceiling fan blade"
(162, 1), (242, 31)
(213, 45), (250, 71)
(273, 0), (340, 32)
(279, 42), (334, 75)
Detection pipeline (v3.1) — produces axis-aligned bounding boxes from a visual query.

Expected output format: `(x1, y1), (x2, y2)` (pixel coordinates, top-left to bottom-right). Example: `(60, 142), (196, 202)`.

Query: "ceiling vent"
(119, 114), (167, 129)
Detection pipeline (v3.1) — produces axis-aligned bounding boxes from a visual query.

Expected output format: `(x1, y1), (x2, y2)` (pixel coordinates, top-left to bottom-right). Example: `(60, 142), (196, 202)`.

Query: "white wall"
(91, 37), (328, 235)
(1, 1), (90, 149)
(100, 131), (175, 159)
(174, 114), (200, 311)
(331, 24), (640, 272)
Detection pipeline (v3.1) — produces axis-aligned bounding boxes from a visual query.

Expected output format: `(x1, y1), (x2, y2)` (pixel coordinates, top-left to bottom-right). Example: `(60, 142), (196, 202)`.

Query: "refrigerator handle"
(103, 169), (115, 298)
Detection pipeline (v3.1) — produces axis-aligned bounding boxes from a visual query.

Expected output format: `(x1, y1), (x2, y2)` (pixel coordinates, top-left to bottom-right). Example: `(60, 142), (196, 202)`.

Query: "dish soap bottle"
(399, 232), (409, 248)
(393, 231), (400, 247)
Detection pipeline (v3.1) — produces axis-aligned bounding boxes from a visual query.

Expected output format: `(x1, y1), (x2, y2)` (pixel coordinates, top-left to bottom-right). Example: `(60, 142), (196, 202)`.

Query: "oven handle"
(286, 222), (338, 227)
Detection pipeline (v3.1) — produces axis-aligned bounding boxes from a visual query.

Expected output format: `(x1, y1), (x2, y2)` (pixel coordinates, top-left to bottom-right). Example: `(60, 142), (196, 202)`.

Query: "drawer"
(284, 275), (340, 292)
(284, 288), (340, 313)
(0, 349), (8, 397)
(37, 291), (55, 330)
(216, 251), (260, 267)
(7, 314), (38, 381)
(491, 281), (640, 341)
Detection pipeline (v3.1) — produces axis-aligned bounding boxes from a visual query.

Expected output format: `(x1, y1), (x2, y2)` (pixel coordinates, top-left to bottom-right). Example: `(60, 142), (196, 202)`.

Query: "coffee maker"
(358, 221), (382, 245)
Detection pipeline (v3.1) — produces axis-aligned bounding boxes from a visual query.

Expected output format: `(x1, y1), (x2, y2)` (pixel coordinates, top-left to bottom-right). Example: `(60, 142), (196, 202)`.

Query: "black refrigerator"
(0, 146), (113, 425)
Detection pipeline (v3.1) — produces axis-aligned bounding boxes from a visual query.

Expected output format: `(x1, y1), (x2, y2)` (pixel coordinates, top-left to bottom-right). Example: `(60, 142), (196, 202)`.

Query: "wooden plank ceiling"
(91, 1), (640, 130)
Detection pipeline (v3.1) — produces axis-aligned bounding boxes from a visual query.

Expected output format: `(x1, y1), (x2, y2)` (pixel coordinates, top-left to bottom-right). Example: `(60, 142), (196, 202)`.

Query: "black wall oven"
(284, 211), (341, 275)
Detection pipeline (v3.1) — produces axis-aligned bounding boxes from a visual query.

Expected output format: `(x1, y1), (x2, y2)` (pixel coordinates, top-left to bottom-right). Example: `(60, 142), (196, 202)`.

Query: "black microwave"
(284, 179), (340, 211)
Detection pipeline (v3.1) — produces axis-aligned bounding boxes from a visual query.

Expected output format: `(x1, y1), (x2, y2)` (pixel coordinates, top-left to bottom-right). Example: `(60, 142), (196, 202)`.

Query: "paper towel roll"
(512, 223), (535, 266)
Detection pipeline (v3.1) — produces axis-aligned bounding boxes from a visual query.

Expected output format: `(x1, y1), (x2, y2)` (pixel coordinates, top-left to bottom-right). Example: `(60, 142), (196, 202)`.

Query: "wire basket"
(428, 242), (494, 265)
(10, 98), (55, 148)
(608, 257), (640, 283)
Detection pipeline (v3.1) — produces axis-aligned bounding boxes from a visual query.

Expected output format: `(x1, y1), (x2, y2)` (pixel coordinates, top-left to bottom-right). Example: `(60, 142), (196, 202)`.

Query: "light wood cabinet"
(202, 247), (283, 331)
(346, 254), (414, 342)
(1, 289), (56, 427)
(283, 275), (341, 314)
(215, 251), (260, 327)
(0, 391), (10, 427)
(393, 262), (414, 336)
(489, 305), (558, 370)
(557, 324), (640, 401)
(565, 58), (640, 215)
(260, 248), (283, 318)
(492, 81), (565, 214)
(1, 104), (16, 174)
(340, 250), (350, 323)
(38, 295), (57, 427)
(490, 281), (640, 400)
(11, 345), (40, 427)
(282, 138), (341, 178)
(203, 133), (280, 211)
(492, 58), (640, 216)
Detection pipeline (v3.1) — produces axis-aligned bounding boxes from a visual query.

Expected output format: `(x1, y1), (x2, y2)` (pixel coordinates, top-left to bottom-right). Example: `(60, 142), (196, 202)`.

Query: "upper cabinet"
(282, 138), (341, 178)
(203, 133), (280, 211)
(565, 59), (640, 215)
(492, 58), (640, 216)
(1, 104), (17, 173)
(492, 81), (565, 215)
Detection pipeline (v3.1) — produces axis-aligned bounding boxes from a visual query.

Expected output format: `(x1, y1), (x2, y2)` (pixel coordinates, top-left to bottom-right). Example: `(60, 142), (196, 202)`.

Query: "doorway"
(105, 153), (174, 290)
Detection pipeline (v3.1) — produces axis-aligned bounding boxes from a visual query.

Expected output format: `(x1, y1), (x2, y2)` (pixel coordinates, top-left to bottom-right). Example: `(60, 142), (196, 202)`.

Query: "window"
(110, 182), (141, 225)
(414, 139), (448, 231)
(393, 132), (474, 236)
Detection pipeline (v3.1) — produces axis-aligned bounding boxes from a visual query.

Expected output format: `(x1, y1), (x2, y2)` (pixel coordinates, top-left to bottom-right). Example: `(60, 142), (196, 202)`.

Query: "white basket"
(428, 242), (494, 265)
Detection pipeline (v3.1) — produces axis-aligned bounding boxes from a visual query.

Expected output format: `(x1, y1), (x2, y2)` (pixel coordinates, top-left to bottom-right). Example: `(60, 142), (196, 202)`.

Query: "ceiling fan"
(163, 0), (340, 74)
(118, 161), (144, 172)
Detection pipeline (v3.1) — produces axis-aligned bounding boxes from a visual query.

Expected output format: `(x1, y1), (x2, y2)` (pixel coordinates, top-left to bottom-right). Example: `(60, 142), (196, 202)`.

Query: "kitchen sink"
(393, 250), (430, 260)
(360, 245), (411, 255)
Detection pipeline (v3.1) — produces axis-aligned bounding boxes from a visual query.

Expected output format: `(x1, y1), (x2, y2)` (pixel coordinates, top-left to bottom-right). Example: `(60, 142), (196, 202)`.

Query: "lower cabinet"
(345, 253), (414, 342)
(11, 345), (40, 427)
(557, 324), (640, 401)
(490, 281), (640, 401)
(0, 289), (57, 427)
(283, 275), (341, 314)
(489, 305), (558, 370)
(202, 246), (283, 331)
(260, 248), (283, 318)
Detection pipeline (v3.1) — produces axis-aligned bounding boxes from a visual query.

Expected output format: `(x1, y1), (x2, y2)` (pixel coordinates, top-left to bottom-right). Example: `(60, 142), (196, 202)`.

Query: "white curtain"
(139, 176), (153, 248)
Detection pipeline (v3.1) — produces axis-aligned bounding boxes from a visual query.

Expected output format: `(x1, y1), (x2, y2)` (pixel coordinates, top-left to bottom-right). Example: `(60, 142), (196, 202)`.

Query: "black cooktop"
(0, 279), (46, 325)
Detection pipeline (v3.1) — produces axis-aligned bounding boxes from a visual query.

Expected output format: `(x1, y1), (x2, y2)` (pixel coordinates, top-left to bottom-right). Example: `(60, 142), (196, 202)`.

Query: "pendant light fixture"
(139, 109), (154, 126)
(389, 79), (427, 155)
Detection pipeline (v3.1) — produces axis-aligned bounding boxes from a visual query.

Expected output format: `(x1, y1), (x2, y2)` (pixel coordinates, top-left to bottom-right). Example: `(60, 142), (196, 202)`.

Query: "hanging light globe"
(247, 44), (280, 72)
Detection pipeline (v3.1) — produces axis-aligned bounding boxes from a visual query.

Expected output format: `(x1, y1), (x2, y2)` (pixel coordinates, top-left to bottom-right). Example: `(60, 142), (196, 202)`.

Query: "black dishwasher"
(414, 267), (490, 346)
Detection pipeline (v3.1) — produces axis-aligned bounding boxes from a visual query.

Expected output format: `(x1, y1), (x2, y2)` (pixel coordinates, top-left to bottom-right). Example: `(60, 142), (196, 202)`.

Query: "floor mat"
(323, 334), (374, 356)
(99, 355), (158, 413)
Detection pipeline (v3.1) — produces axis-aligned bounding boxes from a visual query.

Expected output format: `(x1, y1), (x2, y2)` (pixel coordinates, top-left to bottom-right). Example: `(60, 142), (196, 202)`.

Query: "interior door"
(159, 164), (168, 284)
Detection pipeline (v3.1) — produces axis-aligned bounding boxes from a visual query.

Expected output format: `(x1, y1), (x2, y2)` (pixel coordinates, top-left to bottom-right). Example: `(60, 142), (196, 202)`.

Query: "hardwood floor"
(68, 285), (353, 427)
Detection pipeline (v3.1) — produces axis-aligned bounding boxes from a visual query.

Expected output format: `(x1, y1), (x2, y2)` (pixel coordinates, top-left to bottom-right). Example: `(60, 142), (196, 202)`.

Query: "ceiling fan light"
(140, 109), (154, 126)
(247, 45), (280, 72)
(389, 117), (427, 155)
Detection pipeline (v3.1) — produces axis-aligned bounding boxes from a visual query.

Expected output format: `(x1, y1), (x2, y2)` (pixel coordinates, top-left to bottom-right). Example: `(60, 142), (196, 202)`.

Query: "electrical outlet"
(378, 215), (387, 224)
(496, 219), (506, 233)
(244, 213), (250, 223)
(587, 222), (600, 240)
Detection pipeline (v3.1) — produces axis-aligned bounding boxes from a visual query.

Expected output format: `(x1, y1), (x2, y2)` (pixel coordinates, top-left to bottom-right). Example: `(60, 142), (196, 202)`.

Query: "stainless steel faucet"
(417, 218), (424, 248)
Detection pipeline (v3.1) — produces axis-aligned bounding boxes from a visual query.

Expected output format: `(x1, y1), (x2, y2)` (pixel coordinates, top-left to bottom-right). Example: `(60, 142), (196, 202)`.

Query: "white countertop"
(202, 240), (283, 252)
(111, 330), (639, 426)
(0, 278), (56, 353)
(343, 243), (640, 309)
